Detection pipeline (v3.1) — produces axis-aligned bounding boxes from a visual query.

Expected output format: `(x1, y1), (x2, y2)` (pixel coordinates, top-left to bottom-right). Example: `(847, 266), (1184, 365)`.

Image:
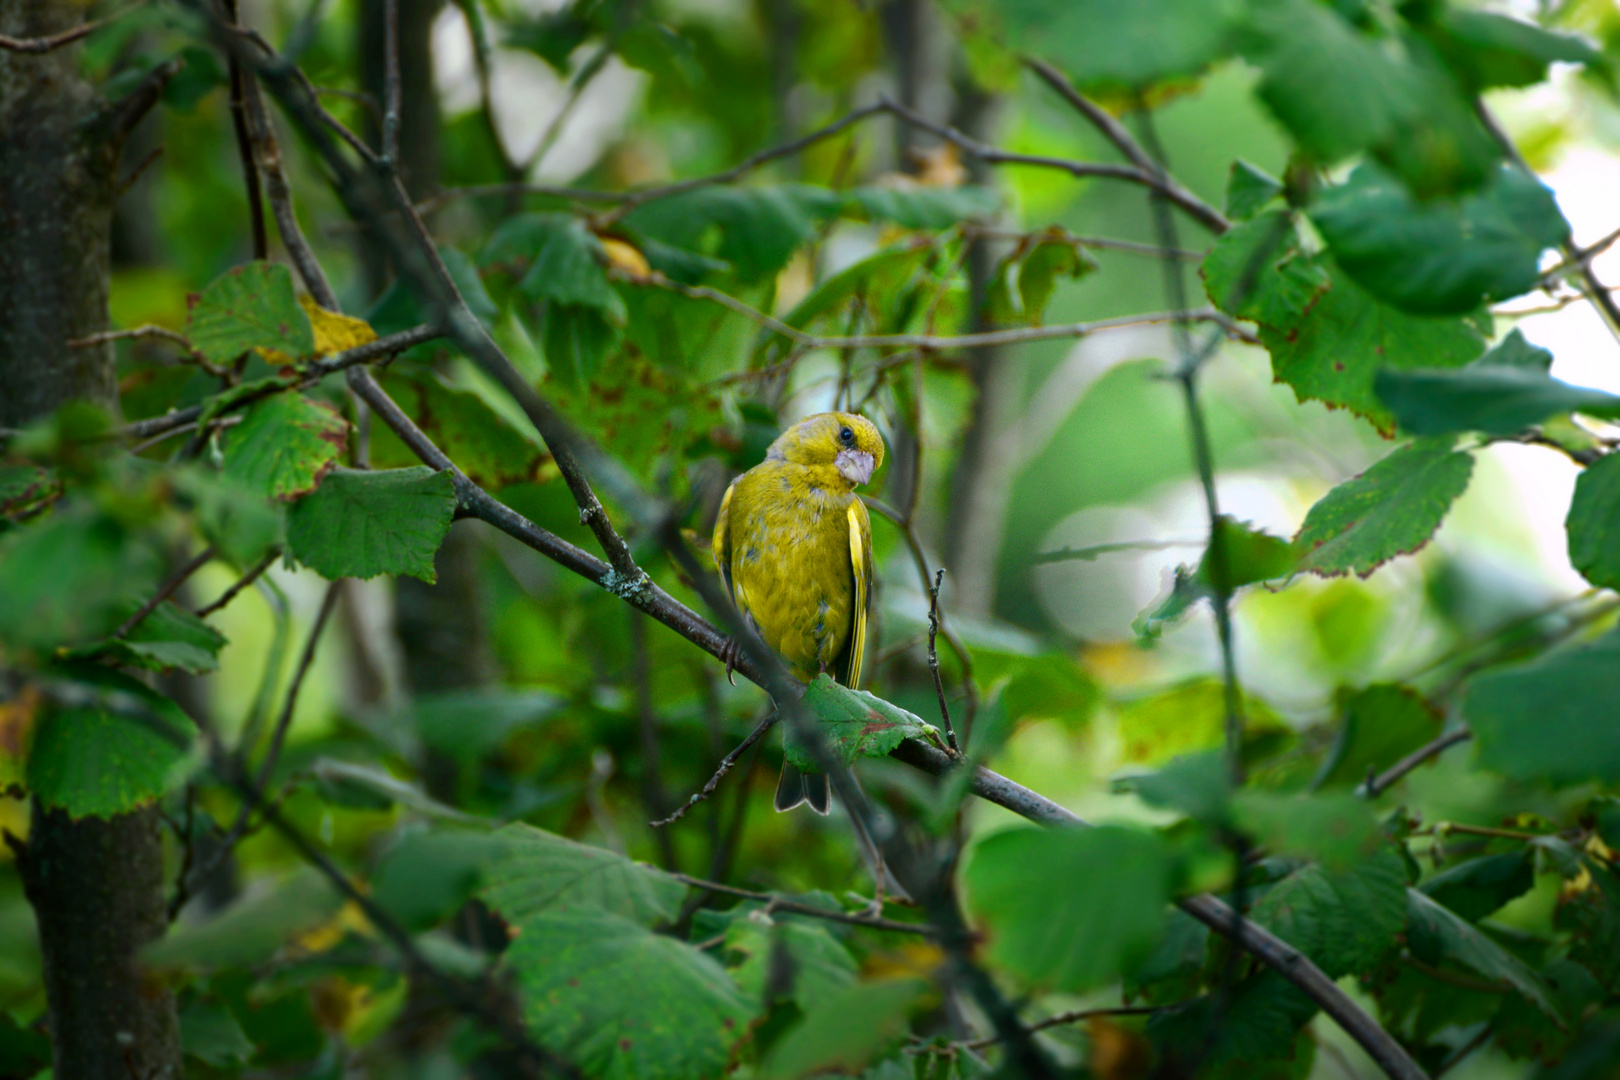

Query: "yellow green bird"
(712, 411), (885, 813)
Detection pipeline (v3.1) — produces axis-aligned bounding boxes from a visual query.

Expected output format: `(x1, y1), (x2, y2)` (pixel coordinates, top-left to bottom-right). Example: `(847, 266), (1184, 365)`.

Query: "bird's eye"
(839, 426), (855, 446)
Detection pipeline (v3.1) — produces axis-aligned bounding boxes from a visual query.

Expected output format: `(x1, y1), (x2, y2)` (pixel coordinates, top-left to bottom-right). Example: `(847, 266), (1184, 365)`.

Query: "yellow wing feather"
(712, 480), (736, 592)
(845, 500), (871, 689)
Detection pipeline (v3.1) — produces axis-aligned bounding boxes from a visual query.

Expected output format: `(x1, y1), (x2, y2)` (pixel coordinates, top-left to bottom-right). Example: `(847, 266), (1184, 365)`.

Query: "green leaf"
(787, 677), (938, 772)
(481, 823), (687, 926)
(1233, 790), (1384, 869)
(76, 601), (228, 675)
(1312, 163), (1569, 315)
(186, 261), (315, 367)
(1475, 328), (1553, 372)
(505, 910), (757, 1080)
(309, 758), (477, 822)
(540, 303), (623, 388)
(1556, 858), (1620, 992)
(1406, 888), (1561, 1021)
(181, 996), (256, 1068)
(999, 0), (1243, 90)
(1419, 9), (1608, 93)
(1203, 212), (1487, 430)
(1465, 628), (1620, 786)
(366, 245), (497, 336)
(171, 467), (283, 565)
(843, 185), (999, 231)
(0, 1013), (52, 1079)
(0, 463), (54, 517)
(1136, 517), (1295, 636)
(1567, 453), (1620, 591)
(1121, 751), (1231, 824)
(1148, 972), (1318, 1069)
(1226, 160), (1284, 221)
(779, 244), (933, 333)
(222, 393), (349, 501)
(147, 869), (344, 971)
(1238, 0), (1499, 195)
(1294, 439), (1474, 578)
(1201, 211), (1328, 331)
(0, 504), (162, 654)
(965, 825), (1171, 993)
(1420, 852), (1535, 923)
(371, 372), (548, 490)
(285, 466), (456, 582)
(758, 978), (925, 1080)
(624, 187), (819, 284)
(480, 213), (625, 322)
(1314, 684), (1443, 790)
(28, 665), (195, 818)
(372, 828), (508, 932)
(407, 688), (562, 763)
(1376, 365), (1620, 438)
(1249, 849), (1408, 978)
(726, 916), (858, 1010)
(1493, 957), (1601, 1062)
(1017, 230), (1099, 326)
(1116, 677), (1287, 765)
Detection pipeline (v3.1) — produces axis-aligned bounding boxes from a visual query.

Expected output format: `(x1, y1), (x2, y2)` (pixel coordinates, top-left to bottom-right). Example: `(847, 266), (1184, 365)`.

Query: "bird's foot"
(719, 636), (742, 686)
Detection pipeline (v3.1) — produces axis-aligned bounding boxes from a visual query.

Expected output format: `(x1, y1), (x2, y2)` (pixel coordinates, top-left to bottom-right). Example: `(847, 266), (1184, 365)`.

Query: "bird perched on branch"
(712, 411), (884, 812)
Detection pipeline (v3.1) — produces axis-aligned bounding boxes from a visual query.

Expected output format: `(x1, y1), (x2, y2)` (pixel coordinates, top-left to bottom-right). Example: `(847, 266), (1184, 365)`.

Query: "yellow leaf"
(1563, 863), (1595, 899)
(256, 296), (377, 368)
(600, 236), (652, 280)
(860, 940), (945, 981)
(301, 295), (378, 357)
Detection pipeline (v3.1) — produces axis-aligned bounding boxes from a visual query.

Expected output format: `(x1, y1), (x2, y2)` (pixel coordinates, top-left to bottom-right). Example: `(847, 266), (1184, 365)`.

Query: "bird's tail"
(774, 761), (831, 814)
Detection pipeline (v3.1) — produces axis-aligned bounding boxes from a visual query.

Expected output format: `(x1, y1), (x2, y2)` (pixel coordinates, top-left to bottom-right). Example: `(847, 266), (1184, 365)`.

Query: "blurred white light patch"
(432, 6), (644, 182)
(1032, 472), (1302, 642)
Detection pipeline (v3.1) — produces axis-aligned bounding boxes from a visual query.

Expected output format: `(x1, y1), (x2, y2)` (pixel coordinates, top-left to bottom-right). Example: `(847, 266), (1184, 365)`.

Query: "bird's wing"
(844, 499), (873, 689)
(712, 479), (736, 597)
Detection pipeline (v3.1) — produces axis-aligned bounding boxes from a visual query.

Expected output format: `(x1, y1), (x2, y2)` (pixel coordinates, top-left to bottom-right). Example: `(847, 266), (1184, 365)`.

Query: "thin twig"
(69, 325), (225, 376)
(651, 711), (778, 828)
(220, 0), (268, 259)
(1434, 1025), (1493, 1079)
(1362, 729), (1473, 797)
(122, 324), (440, 442)
(0, 1), (144, 53)
(522, 39), (611, 175)
(962, 1005), (1163, 1051)
(1477, 103), (1620, 345)
(113, 547), (216, 639)
(381, 0), (401, 167)
(630, 612), (678, 868)
(864, 497), (979, 730)
(194, 548), (280, 618)
(665, 872), (930, 935)
(963, 223), (1203, 261)
(1026, 59), (1228, 236)
(644, 272), (1253, 351)
(926, 569), (959, 754)
(1032, 538), (1204, 564)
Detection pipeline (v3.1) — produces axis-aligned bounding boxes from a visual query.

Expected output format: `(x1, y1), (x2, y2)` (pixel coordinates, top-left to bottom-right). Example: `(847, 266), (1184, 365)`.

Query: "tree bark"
(0, 5), (182, 1078)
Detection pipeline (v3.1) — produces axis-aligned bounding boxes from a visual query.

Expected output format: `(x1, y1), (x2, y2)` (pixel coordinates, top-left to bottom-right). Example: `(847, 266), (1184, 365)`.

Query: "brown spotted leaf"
(186, 262), (315, 367)
(787, 676), (938, 770)
(504, 910), (758, 1080)
(1293, 438), (1474, 578)
(222, 393), (349, 501)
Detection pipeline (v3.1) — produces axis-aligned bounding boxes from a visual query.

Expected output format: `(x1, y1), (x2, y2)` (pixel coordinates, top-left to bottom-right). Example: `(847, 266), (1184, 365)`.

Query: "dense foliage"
(5, 0), (1620, 1078)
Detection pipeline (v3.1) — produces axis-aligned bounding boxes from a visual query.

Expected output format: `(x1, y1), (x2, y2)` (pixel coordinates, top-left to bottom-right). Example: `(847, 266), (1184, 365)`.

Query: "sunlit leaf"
(999, 0), (1243, 90)
(147, 870), (344, 971)
(1312, 163), (1569, 315)
(1294, 440), (1474, 577)
(757, 978), (925, 1080)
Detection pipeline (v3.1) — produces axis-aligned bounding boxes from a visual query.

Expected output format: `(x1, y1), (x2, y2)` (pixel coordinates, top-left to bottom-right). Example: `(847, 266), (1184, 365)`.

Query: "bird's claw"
(720, 636), (740, 686)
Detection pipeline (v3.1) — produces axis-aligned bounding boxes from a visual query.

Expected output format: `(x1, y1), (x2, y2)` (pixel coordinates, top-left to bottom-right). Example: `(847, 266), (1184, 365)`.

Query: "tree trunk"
(0, 5), (182, 1078)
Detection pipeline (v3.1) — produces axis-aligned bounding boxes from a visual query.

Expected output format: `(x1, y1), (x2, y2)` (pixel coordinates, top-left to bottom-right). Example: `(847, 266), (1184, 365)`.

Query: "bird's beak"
(836, 449), (875, 486)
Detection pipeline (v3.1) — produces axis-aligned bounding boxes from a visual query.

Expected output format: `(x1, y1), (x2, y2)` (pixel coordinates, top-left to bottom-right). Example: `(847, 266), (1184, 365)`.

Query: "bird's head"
(769, 412), (885, 487)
